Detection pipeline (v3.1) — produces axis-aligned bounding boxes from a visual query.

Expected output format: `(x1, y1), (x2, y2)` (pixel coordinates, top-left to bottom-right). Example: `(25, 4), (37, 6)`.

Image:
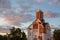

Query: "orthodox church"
(28, 10), (51, 40)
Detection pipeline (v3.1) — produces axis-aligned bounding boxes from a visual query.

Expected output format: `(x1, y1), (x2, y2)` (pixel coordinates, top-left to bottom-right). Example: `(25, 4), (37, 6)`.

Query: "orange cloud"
(0, 17), (16, 26)
(0, 32), (6, 35)
(0, 17), (9, 25)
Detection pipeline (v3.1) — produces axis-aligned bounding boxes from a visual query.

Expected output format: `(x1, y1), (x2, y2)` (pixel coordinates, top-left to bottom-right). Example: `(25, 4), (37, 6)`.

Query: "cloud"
(0, 25), (11, 33)
(0, 28), (9, 33)
(44, 11), (60, 18)
(1, 0), (60, 33)
(0, 0), (36, 33)
(0, 0), (35, 27)
(35, 0), (44, 3)
(48, 0), (60, 5)
(0, 8), (34, 26)
(53, 0), (60, 4)
(0, 0), (11, 9)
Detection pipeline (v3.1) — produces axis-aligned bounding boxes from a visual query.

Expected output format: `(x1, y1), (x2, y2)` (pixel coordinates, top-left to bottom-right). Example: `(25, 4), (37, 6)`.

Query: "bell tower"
(36, 9), (43, 21)
(28, 9), (51, 40)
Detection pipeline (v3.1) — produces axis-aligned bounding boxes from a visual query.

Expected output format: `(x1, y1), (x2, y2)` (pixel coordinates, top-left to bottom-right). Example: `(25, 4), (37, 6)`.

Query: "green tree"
(0, 35), (3, 40)
(8, 27), (27, 40)
(53, 29), (60, 40)
(3, 35), (7, 40)
(0, 27), (27, 40)
(22, 32), (27, 40)
(9, 27), (21, 40)
(15, 28), (21, 40)
(0, 35), (7, 40)
(9, 27), (16, 40)
(15, 28), (21, 36)
(10, 27), (16, 35)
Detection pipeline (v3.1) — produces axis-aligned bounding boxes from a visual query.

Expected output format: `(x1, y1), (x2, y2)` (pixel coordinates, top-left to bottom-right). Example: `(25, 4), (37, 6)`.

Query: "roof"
(36, 9), (43, 13)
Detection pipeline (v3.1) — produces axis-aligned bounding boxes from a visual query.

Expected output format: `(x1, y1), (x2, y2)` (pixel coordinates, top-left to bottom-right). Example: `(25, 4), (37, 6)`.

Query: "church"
(28, 10), (51, 40)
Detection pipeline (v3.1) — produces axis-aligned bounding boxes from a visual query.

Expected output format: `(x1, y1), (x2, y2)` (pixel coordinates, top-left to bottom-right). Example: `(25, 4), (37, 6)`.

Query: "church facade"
(28, 10), (51, 40)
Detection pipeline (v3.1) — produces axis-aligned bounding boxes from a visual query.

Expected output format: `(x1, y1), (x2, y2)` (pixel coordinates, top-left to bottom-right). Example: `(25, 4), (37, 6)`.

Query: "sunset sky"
(0, 0), (60, 33)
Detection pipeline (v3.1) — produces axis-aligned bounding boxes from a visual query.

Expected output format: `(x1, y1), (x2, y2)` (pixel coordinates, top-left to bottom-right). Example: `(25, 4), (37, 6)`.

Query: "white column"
(42, 33), (44, 40)
(38, 23), (40, 40)
(32, 24), (34, 40)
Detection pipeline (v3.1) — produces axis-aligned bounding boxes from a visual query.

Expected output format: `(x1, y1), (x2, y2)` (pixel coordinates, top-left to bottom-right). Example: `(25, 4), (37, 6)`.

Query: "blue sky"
(0, 0), (60, 33)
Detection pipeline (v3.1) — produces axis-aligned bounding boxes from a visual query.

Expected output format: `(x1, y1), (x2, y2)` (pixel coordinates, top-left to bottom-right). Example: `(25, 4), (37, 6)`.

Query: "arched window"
(38, 36), (42, 40)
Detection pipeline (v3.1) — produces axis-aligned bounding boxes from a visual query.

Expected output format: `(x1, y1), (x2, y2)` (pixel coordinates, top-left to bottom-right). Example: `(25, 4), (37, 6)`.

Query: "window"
(34, 38), (37, 40)
(33, 24), (38, 29)
(38, 36), (42, 40)
(40, 13), (43, 18)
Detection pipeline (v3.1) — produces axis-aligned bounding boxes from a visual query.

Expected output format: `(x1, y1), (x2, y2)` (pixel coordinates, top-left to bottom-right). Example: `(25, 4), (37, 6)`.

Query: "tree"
(0, 35), (7, 40)
(22, 32), (27, 40)
(0, 27), (27, 40)
(3, 35), (7, 40)
(53, 29), (60, 40)
(10, 27), (16, 35)
(0, 35), (3, 40)
(15, 28), (21, 36)
(8, 27), (27, 40)
(15, 28), (21, 40)
(9, 27), (16, 40)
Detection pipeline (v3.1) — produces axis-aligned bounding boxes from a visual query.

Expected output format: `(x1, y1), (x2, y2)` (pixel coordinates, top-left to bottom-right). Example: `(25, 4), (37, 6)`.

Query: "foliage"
(0, 27), (27, 40)
(0, 35), (7, 40)
(53, 29), (60, 40)
(22, 32), (27, 40)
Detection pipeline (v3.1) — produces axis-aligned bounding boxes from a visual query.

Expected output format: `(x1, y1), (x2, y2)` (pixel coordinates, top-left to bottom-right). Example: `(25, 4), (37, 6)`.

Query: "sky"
(0, 0), (60, 33)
